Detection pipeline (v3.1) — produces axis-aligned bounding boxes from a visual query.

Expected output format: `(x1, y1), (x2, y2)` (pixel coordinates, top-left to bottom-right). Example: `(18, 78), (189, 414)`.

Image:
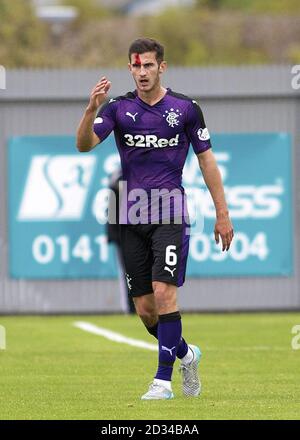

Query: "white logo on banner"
(183, 152), (284, 219)
(18, 155), (96, 221)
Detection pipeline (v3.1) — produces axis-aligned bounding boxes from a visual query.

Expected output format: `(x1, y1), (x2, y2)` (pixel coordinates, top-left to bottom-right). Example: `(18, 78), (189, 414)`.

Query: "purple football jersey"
(93, 88), (211, 224)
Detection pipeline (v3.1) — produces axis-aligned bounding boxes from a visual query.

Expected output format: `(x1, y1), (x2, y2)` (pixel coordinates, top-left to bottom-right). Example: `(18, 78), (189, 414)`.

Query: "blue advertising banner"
(8, 133), (293, 278)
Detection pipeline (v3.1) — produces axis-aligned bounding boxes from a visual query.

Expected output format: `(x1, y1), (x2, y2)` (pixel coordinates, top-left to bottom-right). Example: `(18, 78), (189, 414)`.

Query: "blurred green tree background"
(1, 0), (300, 68)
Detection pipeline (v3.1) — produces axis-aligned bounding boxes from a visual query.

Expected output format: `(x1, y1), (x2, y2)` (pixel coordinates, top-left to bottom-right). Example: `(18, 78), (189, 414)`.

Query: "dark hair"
(128, 38), (164, 64)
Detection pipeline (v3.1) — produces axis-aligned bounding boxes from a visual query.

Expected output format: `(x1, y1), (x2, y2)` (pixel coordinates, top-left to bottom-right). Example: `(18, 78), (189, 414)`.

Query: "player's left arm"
(197, 149), (234, 251)
(185, 100), (233, 251)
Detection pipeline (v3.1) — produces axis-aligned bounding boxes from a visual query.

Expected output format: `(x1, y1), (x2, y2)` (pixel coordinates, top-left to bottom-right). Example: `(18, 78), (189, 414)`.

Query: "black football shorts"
(119, 221), (190, 297)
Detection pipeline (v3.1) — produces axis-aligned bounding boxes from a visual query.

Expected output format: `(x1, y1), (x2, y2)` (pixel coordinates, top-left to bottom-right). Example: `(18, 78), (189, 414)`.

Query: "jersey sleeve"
(185, 100), (212, 154)
(93, 100), (117, 143)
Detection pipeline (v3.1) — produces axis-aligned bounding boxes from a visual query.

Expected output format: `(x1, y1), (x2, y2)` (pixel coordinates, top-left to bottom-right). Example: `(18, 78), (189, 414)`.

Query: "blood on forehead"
(134, 53), (141, 65)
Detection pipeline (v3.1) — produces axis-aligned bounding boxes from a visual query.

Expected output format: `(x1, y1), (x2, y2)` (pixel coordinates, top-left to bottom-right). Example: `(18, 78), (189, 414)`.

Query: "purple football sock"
(146, 322), (188, 359)
(155, 311), (182, 382)
(176, 336), (189, 359)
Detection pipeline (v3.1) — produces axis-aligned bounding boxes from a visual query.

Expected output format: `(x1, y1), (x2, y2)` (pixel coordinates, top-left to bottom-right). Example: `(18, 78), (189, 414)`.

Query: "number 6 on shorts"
(165, 245), (177, 266)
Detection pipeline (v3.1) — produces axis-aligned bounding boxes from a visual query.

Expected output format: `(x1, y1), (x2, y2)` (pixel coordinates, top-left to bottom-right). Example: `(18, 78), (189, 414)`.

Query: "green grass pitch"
(0, 313), (300, 420)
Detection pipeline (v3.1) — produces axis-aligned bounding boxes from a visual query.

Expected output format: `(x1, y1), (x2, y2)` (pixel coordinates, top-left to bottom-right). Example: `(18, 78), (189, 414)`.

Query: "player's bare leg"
(133, 293), (157, 328)
(133, 288), (200, 369)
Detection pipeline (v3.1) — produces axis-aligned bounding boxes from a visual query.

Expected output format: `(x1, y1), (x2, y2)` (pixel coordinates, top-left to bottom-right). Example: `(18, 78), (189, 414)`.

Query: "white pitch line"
(73, 322), (287, 353)
(73, 321), (158, 351)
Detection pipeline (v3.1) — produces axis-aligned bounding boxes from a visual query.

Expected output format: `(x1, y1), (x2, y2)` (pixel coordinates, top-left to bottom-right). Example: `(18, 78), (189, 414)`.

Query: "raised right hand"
(87, 76), (111, 112)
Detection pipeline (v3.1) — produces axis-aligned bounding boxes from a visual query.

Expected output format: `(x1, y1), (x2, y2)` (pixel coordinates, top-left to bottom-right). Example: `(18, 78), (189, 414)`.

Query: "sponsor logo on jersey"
(197, 127), (210, 141)
(163, 108), (182, 127)
(125, 111), (138, 122)
(124, 133), (179, 148)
